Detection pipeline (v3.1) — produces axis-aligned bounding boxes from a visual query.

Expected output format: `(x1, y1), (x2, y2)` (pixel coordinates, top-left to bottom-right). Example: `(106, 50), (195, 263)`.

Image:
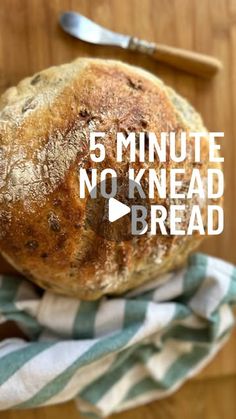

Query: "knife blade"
(60, 12), (131, 49)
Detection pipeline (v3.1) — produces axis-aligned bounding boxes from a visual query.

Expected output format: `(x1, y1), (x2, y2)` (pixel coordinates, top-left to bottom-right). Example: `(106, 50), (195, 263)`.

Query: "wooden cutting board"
(0, 0), (235, 418)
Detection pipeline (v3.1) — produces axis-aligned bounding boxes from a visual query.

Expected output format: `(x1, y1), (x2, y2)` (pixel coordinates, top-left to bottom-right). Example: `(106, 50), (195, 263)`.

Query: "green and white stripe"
(0, 253), (235, 417)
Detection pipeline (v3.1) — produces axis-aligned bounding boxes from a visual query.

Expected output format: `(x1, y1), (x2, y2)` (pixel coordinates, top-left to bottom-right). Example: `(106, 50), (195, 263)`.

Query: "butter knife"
(60, 11), (222, 78)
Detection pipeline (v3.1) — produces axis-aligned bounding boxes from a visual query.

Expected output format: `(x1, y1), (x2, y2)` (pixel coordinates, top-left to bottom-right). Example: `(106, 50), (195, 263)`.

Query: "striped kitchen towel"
(0, 252), (235, 417)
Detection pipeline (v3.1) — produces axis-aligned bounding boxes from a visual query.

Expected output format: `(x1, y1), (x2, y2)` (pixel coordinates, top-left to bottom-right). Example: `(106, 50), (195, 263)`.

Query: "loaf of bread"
(0, 58), (221, 299)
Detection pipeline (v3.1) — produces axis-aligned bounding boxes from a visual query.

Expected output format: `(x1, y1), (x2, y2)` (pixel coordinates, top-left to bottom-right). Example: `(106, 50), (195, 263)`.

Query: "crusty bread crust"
(0, 58), (221, 299)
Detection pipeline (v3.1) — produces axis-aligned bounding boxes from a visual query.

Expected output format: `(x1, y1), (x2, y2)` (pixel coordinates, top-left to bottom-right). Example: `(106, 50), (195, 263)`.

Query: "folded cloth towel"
(0, 253), (235, 417)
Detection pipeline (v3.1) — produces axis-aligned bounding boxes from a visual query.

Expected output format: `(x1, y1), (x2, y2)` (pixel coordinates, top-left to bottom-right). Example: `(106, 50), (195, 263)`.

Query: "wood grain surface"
(0, 0), (235, 418)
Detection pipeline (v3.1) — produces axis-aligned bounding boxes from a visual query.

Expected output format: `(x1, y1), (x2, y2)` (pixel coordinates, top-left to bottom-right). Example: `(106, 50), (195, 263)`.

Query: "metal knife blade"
(60, 12), (130, 49)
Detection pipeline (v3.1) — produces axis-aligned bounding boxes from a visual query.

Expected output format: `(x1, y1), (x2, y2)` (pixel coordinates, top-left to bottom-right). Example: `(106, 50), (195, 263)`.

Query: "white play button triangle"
(108, 197), (131, 223)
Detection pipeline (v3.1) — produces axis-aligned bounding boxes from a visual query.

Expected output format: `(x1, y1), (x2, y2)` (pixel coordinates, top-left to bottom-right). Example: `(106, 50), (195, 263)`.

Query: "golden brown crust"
(0, 58), (221, 299)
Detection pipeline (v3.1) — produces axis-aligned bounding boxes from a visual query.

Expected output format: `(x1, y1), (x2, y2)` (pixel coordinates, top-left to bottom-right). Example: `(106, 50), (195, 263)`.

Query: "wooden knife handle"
(153, 43), (222, 77)
(129, 38), (222, 78)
